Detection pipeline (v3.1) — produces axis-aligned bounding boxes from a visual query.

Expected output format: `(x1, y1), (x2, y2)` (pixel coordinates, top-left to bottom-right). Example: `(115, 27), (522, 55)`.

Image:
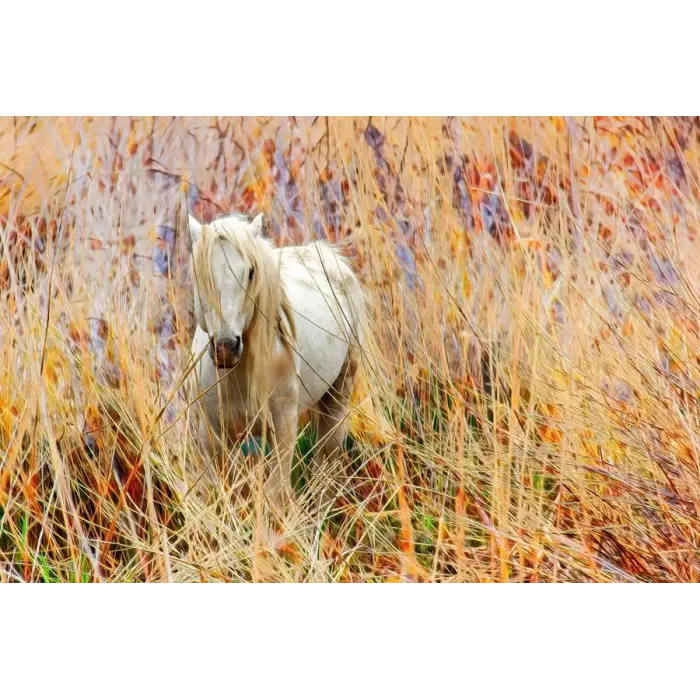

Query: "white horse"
(176, 193), (365, 514)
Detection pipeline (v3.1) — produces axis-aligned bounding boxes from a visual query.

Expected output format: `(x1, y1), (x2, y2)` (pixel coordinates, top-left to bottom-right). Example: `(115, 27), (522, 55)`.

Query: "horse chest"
(197, 360), (254, 433)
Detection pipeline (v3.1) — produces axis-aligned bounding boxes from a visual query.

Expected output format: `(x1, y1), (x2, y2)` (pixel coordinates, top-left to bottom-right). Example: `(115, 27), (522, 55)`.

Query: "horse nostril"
(233, 335), (241, 355)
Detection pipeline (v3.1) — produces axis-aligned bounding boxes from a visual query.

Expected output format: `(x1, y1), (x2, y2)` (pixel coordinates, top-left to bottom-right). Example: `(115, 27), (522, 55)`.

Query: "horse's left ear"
(250, 213), (265, 238)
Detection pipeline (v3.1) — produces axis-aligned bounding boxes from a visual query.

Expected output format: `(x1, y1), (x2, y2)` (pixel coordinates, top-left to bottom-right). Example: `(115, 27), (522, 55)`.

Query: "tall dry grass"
(0, 116), (698, 581)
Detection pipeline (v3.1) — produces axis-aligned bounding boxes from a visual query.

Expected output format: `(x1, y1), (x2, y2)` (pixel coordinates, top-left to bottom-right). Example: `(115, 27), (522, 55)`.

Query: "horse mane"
(192, 215), (297, 413)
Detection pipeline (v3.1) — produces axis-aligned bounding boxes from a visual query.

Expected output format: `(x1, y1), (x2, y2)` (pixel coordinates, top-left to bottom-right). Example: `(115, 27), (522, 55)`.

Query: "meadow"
(0, 116), (698, 582)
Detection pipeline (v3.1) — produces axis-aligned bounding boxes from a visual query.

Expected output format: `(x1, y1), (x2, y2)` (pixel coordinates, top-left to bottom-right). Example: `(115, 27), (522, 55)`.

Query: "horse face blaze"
(203, 240), (253, 359)
(223, 244), (251, 302)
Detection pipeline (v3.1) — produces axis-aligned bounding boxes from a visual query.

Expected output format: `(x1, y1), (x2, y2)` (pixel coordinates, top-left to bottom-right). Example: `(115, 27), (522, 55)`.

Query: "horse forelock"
(193, 217), (250, 310)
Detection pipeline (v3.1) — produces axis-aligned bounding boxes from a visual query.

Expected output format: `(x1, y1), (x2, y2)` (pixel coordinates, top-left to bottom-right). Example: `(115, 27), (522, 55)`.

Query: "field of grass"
(0, 116), (698, 582)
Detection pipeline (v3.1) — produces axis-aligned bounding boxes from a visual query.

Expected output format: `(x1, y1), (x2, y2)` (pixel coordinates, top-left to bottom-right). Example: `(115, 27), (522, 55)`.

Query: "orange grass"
(0, 116), (698, 581)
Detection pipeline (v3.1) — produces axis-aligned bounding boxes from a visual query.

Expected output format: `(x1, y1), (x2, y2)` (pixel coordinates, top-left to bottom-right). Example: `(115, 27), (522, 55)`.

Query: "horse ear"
(250, 213), (265, 238)
(188, 215), (203, 250)
(175, 184), (202, 252)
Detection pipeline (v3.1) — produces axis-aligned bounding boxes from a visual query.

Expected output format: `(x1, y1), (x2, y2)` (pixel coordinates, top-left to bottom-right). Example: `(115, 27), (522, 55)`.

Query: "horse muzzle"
(210, 335), (242, 368)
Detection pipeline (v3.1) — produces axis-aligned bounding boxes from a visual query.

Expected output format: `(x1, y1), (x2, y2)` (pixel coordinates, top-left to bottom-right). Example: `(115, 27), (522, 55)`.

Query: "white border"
(1, 585), (697, 698)
(3, 1), (697, 114)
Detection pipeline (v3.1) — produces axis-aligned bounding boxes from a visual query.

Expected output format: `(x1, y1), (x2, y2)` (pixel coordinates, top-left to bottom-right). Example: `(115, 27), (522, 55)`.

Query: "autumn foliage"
(0, 116), (698, 581)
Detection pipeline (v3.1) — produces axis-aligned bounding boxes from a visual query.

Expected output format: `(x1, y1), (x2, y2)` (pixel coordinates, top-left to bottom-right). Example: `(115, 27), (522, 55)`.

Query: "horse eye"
(248, 267), (254, 281)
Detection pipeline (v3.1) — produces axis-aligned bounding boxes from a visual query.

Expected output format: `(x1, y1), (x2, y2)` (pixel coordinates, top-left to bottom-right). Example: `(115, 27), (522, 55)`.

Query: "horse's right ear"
(175, 185), (202, 252)
(188, 215), (203, 251)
